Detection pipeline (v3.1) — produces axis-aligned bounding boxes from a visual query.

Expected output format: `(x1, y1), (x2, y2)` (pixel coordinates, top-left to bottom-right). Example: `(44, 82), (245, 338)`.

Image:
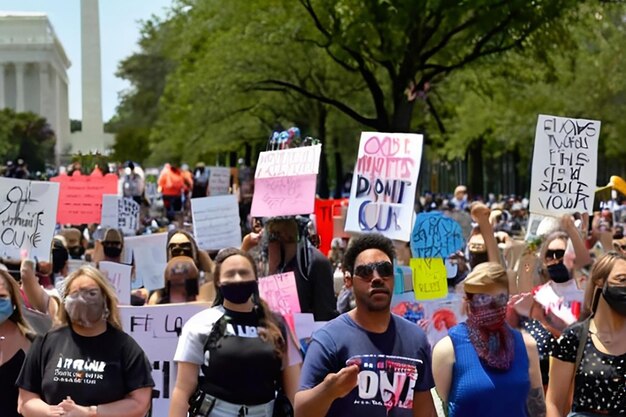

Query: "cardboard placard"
(0, 178), (59, 262)
(258, 272), (301, 316)
(345, 132), (423, 241)
(51, 171), (118, 224)
(120, 303), (210, 417)
(207, 166), (231, 196)
(191, 195), (242, 250)
(101, 195), (141, 235)
(124, 233), (168, 291)
(251, 145), (321, 217)
(410, 258), (448, 300)
(98, 261), (132, 305)
(529, 115), (600, 215)
(410, 212), (464, 258)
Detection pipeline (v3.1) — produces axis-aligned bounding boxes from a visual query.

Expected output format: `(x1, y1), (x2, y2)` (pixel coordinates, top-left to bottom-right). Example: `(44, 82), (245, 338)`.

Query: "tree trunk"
(316, 106), (330, 198)
(390, 98), (416, 133)
(333, 151), (343, 199)
(467, 138), (484, 198)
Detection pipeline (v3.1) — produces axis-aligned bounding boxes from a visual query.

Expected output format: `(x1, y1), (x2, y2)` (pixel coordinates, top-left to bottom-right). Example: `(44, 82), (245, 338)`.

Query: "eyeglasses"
(169, 242), (193, 257)
(67, 288), (101, 300)
(545, 249), (565, 261)
(469, 293), (509, 309)
(353, 261), (394, 281)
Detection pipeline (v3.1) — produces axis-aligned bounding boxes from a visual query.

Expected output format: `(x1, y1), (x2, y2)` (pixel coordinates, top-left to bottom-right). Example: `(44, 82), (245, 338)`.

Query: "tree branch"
(254, 79), (380, 129)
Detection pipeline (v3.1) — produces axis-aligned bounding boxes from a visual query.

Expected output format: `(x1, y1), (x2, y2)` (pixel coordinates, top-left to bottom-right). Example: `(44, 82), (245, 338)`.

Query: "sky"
(0, 0), (173, 121)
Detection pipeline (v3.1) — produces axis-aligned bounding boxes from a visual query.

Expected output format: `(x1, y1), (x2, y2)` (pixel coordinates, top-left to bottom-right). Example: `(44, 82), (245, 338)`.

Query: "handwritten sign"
(125, 233), (168, 291)
(258, 272), (301, 316)
(51, 171), (118, 224)
(410, 258), (448, 300)
(345, 132), (423, 241)
(120, 303), (210, 417)
(98, 261), (132, 305)
(207, 166), (231, 196)
(251, 144), (321, 217)
(0, 178), (59, 261)
(530, 115), (600, 216)
(191, 195), (241, 250)
(410, 212), (464, 258)
(101, 195), (140, 235)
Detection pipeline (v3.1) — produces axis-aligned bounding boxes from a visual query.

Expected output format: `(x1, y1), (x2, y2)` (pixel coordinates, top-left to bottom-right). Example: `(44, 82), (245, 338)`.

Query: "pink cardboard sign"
(251, 174), (317, 217)
(258, 271), (301, 316)
(51, 171), (119, 225)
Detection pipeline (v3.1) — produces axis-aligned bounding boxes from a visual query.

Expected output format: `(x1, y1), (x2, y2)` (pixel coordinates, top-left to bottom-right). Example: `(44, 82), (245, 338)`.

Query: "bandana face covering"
(64, 289), (106, 328)
(466, 295), (514, 371)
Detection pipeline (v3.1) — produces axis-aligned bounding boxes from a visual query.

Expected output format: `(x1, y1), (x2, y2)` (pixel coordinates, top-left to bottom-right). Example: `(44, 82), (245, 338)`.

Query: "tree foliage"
(0, 109), (55, 171)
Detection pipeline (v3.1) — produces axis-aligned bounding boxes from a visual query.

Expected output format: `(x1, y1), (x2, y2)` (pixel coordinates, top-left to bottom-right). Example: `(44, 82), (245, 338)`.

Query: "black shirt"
(0, 349), (25, 417)
(17, 324), (154, 406)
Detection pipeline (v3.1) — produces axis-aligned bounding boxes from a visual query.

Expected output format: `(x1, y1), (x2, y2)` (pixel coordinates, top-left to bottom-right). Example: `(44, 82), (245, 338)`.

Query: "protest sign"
(191, 195), (241, 250)
(258, 272), (301, 316)
(391, 291), (465, 348)
(345, 132), (423, 241)
(51, 171), (118, 224)
(208, 166), (231, 196)
(125, 233), (168, 291)
(410, 258), (448, 300)
(410, 212), (464, 259)
(101, 195), (140, 235)
(98, 261), (132, 305)
(120, 303), (210, 417)
(314, 198), (348, 256)
(0, 178), (59, 261)
(529, 115), (600, 216)
(251, 144), (321, 217)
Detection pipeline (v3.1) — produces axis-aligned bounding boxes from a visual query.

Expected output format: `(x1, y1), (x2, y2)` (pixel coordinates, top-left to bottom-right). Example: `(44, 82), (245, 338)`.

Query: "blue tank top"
(447, 323), (530, 417)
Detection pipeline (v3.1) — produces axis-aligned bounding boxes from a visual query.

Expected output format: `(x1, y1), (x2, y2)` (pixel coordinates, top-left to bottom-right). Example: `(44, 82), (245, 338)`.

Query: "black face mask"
(219, 281), (258, 304)
(547, 262), (570, 283)
(103, 245), (122, 258)
(469, 251), (489, 269)
(602, 284), (626, 316)
(68, 246), (85, 260)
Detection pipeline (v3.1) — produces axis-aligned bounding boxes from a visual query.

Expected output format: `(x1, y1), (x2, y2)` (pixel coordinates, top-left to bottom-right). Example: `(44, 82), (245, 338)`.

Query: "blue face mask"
(0, 298), (14, 324)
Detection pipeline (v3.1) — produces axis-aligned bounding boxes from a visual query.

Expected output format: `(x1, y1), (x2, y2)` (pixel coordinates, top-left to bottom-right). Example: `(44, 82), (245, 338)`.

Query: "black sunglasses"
(353, 261), (394, 281)
(169, 242), (193, 257)
(545, 249), (565, 261)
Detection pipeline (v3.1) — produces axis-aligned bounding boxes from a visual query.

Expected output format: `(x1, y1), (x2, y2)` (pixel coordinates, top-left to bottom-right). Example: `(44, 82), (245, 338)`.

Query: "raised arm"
(471, 203), (502, 266)
(561, 215), (591, 269)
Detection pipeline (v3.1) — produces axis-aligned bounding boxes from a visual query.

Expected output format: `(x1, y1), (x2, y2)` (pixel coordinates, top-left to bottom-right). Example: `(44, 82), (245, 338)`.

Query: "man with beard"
(296, 233), (437, 417)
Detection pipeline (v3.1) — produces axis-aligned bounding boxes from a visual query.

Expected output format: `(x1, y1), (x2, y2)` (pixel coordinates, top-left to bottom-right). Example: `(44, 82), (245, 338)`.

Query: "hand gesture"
(560, 214), (576, 232)
(59, 397), (89, 417)
(470, 203), (490, 223)
(20, 258), (36, 282)
(324, 364), (359, 399)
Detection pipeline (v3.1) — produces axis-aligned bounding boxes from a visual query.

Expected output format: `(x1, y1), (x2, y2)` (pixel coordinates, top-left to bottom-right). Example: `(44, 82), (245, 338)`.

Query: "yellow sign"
(410, 258), (448, 300)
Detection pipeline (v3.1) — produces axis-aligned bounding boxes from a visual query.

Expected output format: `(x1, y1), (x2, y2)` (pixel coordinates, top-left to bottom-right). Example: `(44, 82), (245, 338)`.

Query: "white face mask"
(64, 290), (106, 327)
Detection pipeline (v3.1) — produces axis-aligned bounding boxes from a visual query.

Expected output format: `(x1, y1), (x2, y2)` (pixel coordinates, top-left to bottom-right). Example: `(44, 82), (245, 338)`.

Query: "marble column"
(39, 62), (49, 116)
(14, 62), (25, 112)
(0, 63), (5, 109)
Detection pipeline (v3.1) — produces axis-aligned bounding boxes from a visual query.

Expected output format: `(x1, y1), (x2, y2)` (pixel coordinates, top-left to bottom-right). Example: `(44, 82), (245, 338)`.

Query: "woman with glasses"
(546, 252), (626, 417)
(432, 262), (545, 417)
(17, 266), (154, 417)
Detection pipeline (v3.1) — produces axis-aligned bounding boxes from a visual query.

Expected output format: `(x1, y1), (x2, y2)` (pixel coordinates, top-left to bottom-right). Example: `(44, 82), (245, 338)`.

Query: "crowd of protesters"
(0, 154), (624, 417)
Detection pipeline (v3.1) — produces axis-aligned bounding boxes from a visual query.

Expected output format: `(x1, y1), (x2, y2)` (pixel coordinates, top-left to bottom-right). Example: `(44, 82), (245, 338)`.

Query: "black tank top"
(0, 349), (25, 417)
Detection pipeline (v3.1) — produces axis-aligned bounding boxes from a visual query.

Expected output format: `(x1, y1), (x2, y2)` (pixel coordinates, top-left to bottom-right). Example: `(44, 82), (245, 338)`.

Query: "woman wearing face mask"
(546, 251), (626, 416)
(169, 248), (301, 417)
(16, 266), (154, 417)
(432, 262), (545, 417)
(0, 270), (32, 417)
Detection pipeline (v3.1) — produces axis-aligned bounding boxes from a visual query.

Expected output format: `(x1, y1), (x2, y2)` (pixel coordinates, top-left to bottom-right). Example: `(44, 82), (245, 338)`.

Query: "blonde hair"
(0, 270), (32, 337)
(580, 251), (626, 320)
(58, 266), (122, 329)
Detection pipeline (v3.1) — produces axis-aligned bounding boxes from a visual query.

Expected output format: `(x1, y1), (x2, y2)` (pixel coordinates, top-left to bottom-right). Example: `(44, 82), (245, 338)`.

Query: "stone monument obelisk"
(70, 0), (113, 154)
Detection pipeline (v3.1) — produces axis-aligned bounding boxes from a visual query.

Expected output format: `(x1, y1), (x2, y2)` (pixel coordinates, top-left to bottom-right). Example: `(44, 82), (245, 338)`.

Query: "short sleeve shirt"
(299, 313), (434, 417)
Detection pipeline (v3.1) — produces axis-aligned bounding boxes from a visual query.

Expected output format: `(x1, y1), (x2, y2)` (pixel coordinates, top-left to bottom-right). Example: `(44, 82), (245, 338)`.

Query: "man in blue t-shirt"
(296, 233), (437, 417)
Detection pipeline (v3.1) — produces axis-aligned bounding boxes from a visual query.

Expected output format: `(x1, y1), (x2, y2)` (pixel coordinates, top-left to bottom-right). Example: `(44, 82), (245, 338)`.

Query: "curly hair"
(343, 233), (396, 274)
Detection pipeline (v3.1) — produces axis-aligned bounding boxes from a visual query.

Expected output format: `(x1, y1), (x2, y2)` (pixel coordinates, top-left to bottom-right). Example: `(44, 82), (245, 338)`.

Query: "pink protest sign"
(258, 271), (301, 316)
(250, 144), (321, 217)
(51, 171), (119, 225)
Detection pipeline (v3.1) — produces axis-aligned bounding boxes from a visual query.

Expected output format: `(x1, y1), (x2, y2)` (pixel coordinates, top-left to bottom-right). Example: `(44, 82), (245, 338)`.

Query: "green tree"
(0, 109), (55, 172)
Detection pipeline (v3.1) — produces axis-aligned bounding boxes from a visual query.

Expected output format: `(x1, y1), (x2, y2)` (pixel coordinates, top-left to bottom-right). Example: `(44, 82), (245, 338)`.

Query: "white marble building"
(0, 12), (71, 165)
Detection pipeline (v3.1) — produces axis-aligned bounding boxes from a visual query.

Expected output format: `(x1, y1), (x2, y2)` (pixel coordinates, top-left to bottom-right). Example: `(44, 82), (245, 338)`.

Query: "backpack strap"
(574, 318), (591, 373)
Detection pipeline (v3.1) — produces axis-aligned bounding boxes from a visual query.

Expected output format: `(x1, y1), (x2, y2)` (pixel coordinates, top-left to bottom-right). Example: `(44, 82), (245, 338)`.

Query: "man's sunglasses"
(615, 244), (626, 251)
(353, 261), (394, 281)
(545, 249), (565, 261)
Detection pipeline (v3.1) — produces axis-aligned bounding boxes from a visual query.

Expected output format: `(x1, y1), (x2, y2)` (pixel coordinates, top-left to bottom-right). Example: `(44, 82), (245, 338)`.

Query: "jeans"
(192, 398), (274, 417)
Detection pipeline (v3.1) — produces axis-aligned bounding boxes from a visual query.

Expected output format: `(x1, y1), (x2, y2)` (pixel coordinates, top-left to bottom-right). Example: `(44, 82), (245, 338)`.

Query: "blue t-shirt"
(299, 313), (434, 417)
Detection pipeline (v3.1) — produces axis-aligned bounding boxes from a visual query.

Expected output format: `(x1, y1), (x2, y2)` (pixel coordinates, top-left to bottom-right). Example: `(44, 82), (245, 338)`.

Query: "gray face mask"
(64, 289), (107, 327)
